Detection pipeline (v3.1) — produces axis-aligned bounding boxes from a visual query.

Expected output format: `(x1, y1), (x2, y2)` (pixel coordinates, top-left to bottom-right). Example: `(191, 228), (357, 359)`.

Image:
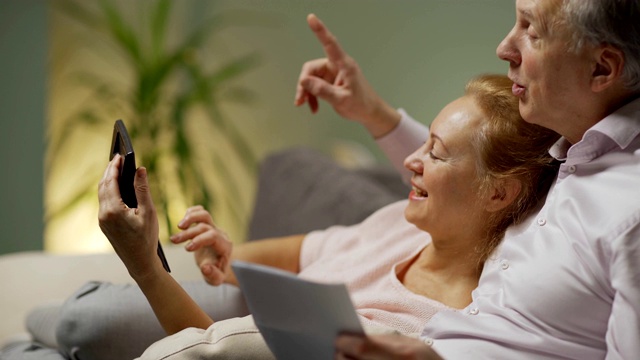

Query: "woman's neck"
(415, 241), (483, 278)
(397, 242), (484, 309)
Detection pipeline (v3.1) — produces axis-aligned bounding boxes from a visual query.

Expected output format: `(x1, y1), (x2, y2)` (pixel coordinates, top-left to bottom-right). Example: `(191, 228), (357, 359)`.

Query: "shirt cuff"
(375, 109), (429, 184)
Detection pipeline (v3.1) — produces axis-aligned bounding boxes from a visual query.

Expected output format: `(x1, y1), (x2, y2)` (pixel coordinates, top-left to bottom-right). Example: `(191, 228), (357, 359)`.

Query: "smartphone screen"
(110, 120), (137, 208)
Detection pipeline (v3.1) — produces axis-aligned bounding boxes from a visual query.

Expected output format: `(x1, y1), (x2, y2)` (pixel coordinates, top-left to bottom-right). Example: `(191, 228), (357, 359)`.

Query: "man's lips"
(512, 82), (526, 97)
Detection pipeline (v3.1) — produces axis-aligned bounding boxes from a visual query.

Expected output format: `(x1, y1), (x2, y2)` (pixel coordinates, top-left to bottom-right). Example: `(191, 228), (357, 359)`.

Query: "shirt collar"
(549, 96), (640, 165)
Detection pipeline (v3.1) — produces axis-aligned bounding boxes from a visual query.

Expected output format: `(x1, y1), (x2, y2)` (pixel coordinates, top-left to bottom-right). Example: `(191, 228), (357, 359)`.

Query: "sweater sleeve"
(375, 109), (429, 184)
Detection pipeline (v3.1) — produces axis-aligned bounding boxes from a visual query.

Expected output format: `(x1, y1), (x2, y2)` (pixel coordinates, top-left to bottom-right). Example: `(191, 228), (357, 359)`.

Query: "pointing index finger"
(307, 13), (346, 65)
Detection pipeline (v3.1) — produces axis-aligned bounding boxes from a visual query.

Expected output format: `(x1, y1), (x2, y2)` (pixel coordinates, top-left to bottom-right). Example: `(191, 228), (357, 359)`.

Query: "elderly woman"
(89, 73), (560, 359)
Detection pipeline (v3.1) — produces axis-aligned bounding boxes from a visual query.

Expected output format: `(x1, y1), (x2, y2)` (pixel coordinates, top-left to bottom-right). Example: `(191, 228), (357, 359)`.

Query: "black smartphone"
(110, 119), (171, 273)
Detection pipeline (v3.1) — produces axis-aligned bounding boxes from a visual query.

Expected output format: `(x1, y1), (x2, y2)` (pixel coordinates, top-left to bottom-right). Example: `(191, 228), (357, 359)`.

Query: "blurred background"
(0, 0), (514, 255)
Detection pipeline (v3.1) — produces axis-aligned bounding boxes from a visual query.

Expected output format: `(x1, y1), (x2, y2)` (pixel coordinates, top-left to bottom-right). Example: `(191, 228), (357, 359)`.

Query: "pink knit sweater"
(299, 200), (454, 335)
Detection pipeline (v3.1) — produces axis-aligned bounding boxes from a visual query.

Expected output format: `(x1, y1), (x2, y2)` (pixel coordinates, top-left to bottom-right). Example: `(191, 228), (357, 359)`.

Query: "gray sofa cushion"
(248, 147), (409, 240)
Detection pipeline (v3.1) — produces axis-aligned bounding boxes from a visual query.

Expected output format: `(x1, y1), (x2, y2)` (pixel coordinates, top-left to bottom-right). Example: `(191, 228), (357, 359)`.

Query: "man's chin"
(518, 102), (536, 124)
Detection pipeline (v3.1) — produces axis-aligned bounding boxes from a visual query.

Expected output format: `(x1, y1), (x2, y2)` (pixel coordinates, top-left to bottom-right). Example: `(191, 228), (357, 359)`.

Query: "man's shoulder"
(552, 148), (640, 239)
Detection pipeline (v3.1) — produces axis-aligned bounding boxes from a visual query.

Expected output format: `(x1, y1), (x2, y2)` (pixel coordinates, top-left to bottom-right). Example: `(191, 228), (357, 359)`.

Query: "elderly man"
(296, 0), (640, 359)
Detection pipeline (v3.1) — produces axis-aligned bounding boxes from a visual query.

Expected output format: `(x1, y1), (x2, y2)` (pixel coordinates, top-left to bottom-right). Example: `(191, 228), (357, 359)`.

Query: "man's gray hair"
(563, 0), (640, 92)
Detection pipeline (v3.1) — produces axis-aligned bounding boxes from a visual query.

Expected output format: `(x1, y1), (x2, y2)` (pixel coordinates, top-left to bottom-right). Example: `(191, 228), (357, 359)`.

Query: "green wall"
(0, 0), (515, 255)
(210, 0), (515, 160)
(0, 0), (47, 254)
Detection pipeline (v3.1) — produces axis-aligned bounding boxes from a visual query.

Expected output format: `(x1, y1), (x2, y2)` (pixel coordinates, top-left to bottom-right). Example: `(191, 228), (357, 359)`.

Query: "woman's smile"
(403, 95), (487, 239)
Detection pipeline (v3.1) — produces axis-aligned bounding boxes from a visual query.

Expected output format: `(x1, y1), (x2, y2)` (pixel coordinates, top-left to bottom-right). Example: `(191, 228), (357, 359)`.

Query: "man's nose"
(496, 30), (520, 66)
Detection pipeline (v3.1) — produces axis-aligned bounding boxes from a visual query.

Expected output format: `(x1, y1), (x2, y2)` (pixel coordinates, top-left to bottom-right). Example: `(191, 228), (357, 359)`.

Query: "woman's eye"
(428, 151), (440, 161)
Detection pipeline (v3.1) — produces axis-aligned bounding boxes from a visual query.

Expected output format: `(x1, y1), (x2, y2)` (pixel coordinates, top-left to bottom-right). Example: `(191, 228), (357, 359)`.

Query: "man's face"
(497, 0), (594, 143)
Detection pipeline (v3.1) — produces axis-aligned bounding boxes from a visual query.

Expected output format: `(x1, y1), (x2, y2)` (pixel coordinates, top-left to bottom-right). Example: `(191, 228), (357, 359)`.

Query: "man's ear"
(591, 44), (625, 93)
(486, 178), (521, 213)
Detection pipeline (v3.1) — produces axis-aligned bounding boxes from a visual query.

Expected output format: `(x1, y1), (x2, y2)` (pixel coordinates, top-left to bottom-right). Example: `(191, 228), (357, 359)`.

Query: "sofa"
(0, 147), (409, 348)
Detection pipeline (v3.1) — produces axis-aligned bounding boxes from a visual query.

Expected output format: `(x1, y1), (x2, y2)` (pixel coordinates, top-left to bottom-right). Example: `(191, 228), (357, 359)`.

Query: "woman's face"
(404, 95), (489, 241)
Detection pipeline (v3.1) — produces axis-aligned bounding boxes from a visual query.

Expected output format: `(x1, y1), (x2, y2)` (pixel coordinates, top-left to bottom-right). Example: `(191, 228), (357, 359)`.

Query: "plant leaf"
(207, 53), (262, 86)
(151, 0), (171, 61)
(99, 0), (144, 69)
(54, 0), (105, 32)
(45, 181), (98, 221)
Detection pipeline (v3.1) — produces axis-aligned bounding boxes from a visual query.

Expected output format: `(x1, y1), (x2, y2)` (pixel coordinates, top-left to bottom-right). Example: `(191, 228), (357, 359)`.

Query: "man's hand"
(335, 333), (443, 360)
(295, 13), (401, 138)
(170, 205), (232, 286)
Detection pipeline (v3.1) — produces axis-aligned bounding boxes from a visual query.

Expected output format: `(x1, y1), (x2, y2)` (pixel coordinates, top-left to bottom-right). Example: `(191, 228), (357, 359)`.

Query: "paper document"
(231, 260), (364, 360)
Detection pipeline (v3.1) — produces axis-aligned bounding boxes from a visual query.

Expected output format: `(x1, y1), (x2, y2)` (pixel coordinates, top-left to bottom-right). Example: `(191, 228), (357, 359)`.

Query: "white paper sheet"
(231, 260), (364, 360)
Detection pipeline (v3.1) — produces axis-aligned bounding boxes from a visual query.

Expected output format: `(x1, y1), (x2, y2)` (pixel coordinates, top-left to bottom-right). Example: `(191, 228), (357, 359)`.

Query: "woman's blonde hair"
(465, 74), (560, 262)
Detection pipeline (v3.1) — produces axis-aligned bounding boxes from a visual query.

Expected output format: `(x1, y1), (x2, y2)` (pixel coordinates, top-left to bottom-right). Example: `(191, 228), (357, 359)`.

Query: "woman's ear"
(486, 178), (521, 213)
(591, 44), (624, 93)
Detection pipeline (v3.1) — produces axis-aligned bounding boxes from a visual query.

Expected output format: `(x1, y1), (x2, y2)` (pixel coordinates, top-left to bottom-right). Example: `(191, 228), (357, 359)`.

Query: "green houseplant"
(48, 0), (262, 247)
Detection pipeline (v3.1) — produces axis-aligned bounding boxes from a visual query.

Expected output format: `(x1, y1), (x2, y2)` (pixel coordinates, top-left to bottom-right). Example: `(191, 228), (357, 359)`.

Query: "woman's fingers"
(307, 13), (347, 66)
(177, 206), (212, 229)
(295, 13), (348, 112)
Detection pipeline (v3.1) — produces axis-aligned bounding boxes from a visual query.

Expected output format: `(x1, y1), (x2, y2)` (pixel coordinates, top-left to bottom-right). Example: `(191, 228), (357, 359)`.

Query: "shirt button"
(423, 338), (434, 346)
(567, 165), (576, 173)
(500, 260), (510, 270)
(537, 218), (547, 226)
(468, 307), (479, 315)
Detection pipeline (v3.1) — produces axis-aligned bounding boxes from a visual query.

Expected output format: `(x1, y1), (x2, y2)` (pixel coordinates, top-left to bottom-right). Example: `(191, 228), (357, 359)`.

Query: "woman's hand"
(170, 205), (232, 285)
(295, 13), (401, 138)
(98, 154), (163, 281)
(99, 156), (215, 334)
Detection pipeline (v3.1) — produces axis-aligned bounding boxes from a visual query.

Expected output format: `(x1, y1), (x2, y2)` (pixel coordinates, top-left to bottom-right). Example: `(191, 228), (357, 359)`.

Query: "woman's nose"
(404, 152), (424, 174)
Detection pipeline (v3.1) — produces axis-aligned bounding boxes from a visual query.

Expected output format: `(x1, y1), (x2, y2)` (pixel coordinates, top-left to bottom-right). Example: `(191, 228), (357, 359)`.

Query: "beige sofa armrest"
(0, 245), (202, 346)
